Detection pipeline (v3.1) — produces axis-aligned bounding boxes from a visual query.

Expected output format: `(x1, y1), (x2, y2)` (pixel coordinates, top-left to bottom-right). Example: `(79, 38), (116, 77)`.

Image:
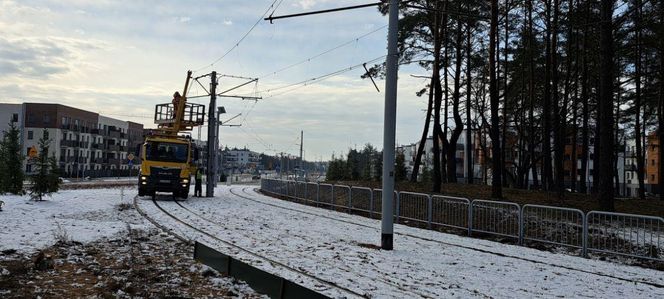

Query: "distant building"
(646, 131), (660, 194)
(222, 147), (260, 174)
(0, 103), (144, 178)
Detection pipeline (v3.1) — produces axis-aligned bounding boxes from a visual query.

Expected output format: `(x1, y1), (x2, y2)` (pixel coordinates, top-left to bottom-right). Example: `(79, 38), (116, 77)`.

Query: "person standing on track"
(194, 167), (203, 197)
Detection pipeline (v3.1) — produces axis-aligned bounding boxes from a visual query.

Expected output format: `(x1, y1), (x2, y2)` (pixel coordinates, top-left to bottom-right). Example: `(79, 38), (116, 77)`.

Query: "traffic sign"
(28, 146), (38, 158)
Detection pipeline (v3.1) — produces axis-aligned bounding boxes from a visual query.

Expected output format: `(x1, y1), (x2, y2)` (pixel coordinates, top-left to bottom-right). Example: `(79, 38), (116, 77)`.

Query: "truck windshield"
(145, 142), (188, 163)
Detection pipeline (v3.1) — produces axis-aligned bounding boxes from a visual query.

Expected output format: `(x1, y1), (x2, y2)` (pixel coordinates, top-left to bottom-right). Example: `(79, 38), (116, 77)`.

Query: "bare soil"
(0, 228), (262, 298)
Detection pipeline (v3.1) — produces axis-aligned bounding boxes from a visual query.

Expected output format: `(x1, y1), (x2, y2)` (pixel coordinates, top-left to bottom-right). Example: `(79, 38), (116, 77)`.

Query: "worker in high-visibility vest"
(194, 168), (203, 197)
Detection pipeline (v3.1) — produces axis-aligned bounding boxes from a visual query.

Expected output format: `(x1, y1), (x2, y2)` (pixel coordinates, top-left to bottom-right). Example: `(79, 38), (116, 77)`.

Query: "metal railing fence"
(259, 179), (664, 263)
(585, 211), (663, 261)
(431, 195), (470, 233)
(349, 187), (372, 215)
(470, 200), (521, 239)
(521, 205), (585, 250)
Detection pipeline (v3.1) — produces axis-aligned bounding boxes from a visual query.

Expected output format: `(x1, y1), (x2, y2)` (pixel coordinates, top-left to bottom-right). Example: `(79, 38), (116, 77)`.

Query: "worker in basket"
(171, 91), (182, 118)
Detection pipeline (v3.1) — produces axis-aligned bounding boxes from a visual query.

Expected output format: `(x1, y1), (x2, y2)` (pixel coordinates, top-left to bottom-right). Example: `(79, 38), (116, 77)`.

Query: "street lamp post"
(215, 106), (226, 187)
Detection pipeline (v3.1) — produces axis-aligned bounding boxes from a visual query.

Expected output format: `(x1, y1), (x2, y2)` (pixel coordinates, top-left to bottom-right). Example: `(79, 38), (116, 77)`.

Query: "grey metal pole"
(206, 71), (217, 197)
(381, 0), (398, 250)
(299, 130), (303, 178)
(214, 123), (219, 187)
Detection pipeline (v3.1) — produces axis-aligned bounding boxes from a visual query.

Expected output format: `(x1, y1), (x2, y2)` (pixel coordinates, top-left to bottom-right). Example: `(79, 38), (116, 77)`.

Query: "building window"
(651, 175), (655, 181)
(27, 130), (33, 140)
(43, 115), (50, 124)
(652, 160), (656, 166)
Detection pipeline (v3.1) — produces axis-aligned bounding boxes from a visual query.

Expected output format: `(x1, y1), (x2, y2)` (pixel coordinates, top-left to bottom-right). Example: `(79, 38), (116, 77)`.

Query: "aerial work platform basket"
(154, 102), (205, 133)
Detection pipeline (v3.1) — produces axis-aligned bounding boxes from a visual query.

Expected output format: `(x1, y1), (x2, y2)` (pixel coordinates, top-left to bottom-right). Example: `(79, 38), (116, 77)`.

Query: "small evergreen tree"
(2, 121), (24, 194)
(395, 152), (408, 182)
(47, 154), (60, 194)
(0, 135), (7, 194)
(29, 133), (60, 201)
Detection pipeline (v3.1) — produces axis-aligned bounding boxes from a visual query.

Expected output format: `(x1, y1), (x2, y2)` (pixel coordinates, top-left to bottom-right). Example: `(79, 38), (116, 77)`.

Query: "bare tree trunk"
(598, 0), (615, 211)
(411, 80), (434, 182)
(442, 15), (450, 184)
(501, 0), (511, 187)
(579, 0), (590, 194)
(615, 93), (621, 195)
(571, 9), (580, 193)
(527, 0), (539, 189)
(543, 0), (553, 191)
(447, 6), (465, 183)
(634, 0), (646, 200)
(552, 0), (564, 196)
(466, 19), (474, 185)
(659, 0), (664, 201)
(432, 4), (445, 193)
(490, 0), (502, 198)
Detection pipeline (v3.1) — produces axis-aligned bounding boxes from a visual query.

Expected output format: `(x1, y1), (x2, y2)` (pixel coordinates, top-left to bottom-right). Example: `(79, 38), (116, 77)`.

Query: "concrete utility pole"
(299, 130), (303, 170)
(206, 71), (217, 197)
(381, 0), (399, 250)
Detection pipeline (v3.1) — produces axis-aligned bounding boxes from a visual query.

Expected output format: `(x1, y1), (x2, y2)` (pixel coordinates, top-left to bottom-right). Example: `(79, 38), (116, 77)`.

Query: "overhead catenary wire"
(255, 55), (386, 99)
(192, 0), (285, 73)
(257, 24), (388, 79)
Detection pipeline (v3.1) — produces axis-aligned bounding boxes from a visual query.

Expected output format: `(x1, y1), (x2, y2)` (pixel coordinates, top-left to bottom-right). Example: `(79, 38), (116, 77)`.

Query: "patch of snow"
(0, 187), (151, 254)
(136, 185), (664, 299)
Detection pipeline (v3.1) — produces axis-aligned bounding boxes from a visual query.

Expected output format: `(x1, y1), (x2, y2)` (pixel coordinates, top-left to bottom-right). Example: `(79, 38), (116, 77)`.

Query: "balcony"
(93, 158), (104, 164)
(109, 130), (121, 139)
(60, 140), (77, 147)
(107, 144), (120, 152)
(91, 128), (101, 135)
(92, 143), (102, 149)
(107, 158), (121, 165)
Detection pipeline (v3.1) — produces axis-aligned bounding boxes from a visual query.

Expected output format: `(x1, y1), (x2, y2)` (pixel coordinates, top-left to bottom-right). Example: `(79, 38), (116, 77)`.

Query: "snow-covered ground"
(0, 186), (264, 298)
(137, 185), (664, 299)
(3, 185), (661, 298)
(1, 187), (146, 253)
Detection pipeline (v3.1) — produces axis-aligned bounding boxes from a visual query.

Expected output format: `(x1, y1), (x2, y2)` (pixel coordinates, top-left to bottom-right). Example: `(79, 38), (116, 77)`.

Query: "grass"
(328, 180), (664, 217)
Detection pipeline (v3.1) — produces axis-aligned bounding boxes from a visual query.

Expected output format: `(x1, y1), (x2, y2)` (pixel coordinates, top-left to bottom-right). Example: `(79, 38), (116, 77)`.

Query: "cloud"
(0, 36), (106, 78)
(223, 19), (233, 26)
(177, 16), (191, 23)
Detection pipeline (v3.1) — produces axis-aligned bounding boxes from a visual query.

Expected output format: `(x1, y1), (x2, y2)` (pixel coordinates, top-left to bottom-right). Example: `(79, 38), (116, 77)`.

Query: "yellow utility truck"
(138, 71), (205, 199)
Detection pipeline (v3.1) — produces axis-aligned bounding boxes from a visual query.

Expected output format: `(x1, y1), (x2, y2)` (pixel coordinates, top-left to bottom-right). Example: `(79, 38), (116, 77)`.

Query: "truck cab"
(138, 134), (199, 199)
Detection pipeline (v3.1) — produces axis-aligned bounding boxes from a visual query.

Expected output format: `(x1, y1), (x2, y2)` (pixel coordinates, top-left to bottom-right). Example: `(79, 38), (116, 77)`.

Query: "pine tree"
(395, 152), (408, 182)
(29, 133), (60, 201)
(2, 121), (25, 195)
(0, 135), (7, 194)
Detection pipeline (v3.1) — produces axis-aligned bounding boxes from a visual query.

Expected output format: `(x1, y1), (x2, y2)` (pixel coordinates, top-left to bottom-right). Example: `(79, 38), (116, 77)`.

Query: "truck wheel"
(180, 190), (189, 199)
(138, 188), (145, 197)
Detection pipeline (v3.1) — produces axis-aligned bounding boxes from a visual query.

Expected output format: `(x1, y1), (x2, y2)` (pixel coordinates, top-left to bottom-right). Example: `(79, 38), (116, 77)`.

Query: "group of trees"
(326, 144), (408, 182)
(0, 121), (60, 200)
(0, 122), (24, 194)
(364, 0), (664, 210)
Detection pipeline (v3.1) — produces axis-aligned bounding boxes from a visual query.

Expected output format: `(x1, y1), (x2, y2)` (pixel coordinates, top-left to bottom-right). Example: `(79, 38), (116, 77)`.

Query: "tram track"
(133, 193), (370, 298)
(171, 197), (437, 299)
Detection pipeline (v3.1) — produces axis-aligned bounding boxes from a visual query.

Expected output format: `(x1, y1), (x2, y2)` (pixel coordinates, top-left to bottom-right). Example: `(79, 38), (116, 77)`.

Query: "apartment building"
(0, 103), (144, 178)
(221, 147), (261, 174)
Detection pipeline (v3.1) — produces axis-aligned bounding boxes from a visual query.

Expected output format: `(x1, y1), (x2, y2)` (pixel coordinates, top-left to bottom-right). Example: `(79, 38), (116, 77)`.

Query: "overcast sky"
(1, 0), (431, 161)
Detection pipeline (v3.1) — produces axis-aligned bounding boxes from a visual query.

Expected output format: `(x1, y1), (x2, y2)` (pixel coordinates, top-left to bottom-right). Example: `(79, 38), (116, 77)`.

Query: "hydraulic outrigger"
(138, 71), (206, 199)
